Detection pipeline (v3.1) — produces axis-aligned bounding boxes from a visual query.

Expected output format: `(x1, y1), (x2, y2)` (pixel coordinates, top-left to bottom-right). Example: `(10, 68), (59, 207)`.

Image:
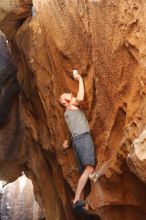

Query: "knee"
(85, 165), (94, 175)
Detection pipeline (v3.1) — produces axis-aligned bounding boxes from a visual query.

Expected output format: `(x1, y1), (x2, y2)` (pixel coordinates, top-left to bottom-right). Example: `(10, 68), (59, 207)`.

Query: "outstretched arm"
(70, 70), (84, 106)
(74, 70), (84, 101)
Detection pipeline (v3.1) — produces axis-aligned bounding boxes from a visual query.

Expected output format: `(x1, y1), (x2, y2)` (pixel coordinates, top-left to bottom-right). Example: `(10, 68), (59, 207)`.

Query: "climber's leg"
(80, 188), (85, 200)
(72, 133), (96, 209)
(73, 165), (94, 205)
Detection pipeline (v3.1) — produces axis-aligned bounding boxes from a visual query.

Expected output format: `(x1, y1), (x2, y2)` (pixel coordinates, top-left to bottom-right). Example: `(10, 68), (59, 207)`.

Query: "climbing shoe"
(72, 200), (86, 210)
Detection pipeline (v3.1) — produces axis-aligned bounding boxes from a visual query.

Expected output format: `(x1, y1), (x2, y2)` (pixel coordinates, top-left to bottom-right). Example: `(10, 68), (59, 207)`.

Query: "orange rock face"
(0, 0), (146, 220)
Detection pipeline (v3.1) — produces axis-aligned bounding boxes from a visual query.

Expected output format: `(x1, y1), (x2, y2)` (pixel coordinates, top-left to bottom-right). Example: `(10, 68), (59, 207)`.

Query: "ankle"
(73, 199), (78, 204)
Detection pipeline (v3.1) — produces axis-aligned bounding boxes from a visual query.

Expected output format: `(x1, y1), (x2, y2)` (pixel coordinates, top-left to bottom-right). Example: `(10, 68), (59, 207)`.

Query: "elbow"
(77, 98), (84, 102)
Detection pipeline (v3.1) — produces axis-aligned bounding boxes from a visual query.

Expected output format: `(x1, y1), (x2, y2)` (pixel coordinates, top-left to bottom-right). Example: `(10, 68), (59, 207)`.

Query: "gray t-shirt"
(64, 108), (90, 137)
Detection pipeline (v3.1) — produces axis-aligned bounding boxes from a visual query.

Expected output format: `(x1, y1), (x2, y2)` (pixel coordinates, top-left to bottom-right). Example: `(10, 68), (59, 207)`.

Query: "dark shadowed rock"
(0, 32), (25, 182)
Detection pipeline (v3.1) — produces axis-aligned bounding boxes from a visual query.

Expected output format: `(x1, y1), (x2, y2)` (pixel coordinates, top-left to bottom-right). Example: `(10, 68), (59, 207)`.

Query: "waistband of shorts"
(72, 132), (90, 140)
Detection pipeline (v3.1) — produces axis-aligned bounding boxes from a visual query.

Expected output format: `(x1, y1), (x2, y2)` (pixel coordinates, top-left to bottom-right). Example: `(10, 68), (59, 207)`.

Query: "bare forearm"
(77, 78), (84, 101)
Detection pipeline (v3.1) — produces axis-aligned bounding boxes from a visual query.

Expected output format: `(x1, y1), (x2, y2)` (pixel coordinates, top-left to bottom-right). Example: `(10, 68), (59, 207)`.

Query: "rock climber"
(59, 69), (96, 210)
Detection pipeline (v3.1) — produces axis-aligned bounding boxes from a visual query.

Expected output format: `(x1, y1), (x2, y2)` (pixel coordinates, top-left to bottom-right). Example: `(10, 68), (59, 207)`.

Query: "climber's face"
(60, 93), (73, 106)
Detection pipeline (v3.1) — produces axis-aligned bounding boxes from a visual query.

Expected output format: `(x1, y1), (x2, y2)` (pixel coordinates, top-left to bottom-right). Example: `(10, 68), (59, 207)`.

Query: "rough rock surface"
(0, 0), (146, 220)
(0, 32), (25, 183)
(0, 0), (32, 39)
(0, 176), (44, 220)
(127, 129), (146, 183)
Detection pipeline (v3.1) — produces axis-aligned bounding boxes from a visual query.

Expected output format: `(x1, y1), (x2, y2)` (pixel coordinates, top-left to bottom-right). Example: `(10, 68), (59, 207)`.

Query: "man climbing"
(60, 69), (96, 210)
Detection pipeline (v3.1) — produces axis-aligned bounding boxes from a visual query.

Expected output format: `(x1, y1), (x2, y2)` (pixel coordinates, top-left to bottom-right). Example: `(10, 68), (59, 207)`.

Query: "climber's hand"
(73, 69), (82, 81)
(62, 140), (69, 150)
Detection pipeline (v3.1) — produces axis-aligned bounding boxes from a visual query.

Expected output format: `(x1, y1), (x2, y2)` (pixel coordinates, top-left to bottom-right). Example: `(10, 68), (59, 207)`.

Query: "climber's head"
(60, 93), (73, 107)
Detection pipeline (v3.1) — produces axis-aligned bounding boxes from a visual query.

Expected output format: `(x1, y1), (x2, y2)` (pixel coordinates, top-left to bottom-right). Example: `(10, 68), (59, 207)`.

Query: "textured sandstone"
(0, 176), (44, 220)
(0, 0), (32, 39)
(127, 129), (146, 183)
(0, 0), (146, 220)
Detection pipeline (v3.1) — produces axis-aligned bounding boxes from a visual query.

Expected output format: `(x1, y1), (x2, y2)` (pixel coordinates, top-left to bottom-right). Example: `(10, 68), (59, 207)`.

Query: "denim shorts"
(72, 132), (96, 172)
